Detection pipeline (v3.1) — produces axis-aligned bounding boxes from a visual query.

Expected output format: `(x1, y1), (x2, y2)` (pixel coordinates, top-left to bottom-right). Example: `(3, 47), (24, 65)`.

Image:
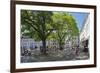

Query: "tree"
(21, 10), (53, 54)
(48, 12), (79, 50)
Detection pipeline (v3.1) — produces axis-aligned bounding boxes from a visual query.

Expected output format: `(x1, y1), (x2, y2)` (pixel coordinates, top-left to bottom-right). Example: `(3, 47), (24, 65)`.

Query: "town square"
(20, 10), (90, 63)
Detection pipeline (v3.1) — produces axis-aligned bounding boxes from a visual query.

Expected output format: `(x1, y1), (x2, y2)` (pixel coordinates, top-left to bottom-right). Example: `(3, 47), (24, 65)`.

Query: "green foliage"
(47, 12), (79, 49)
(66, 14), (79, 36)
(21, 10), (79, 51)
(21, 10), (53, 41)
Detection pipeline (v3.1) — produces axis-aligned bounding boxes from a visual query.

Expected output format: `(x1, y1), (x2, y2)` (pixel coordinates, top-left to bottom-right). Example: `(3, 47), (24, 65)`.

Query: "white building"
(21, 36), (36, 50)
(79, 14), (90, 49)
(21, 36), (58, 50)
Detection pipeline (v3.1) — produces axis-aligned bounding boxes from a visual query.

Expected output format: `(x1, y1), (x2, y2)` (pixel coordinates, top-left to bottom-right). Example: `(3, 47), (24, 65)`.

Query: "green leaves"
(48, 12), (79, 49)
(21, 10), (79, 50)
(21, 10), (53, 41)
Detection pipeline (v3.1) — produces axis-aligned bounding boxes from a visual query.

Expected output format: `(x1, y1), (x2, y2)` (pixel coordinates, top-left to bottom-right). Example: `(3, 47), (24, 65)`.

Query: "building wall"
(79, 14), (90, 48)
(80, 14), (90, 42)
(21, 36), (35, 50)
(21, 36), (59, 50)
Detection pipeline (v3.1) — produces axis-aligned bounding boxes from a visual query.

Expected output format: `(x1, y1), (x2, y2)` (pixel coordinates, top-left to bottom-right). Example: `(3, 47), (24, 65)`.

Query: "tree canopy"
(21, 10), (79, 54)
(47, 12), (79, 50)
(21, 10), (53, 41)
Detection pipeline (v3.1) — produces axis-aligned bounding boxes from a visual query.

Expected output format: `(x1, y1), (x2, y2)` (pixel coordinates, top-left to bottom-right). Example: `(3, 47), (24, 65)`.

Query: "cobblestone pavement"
(21, 48), (89, 63)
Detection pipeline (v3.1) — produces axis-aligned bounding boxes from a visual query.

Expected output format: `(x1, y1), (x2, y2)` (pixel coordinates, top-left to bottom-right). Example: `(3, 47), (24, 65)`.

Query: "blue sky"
(69, 12), (89, 31)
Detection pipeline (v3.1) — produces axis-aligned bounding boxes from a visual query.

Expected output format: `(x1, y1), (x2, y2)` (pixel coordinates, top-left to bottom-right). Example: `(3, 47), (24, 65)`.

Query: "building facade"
(21, 36), (59, 50)
(79, 14), (90, 52)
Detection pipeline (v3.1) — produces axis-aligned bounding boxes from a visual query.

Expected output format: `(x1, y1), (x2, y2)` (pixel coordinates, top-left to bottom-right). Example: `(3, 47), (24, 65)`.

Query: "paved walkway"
(21, 48), (89, 63)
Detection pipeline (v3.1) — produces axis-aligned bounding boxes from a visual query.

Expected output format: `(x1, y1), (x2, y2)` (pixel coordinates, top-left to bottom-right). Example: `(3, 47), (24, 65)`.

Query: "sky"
(69, 12), (89, 32)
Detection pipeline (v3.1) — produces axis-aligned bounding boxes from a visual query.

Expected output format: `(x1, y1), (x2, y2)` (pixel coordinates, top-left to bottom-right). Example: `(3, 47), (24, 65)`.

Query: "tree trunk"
(41, 39), (47, 55)
(59, 41), (64, 50)
(59, 45), (63, 50)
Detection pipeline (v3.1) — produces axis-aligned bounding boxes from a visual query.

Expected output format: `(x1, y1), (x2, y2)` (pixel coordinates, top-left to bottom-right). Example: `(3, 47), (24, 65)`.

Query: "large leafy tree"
(48, 12), (79, 50)
(21, 10), (53, 54)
